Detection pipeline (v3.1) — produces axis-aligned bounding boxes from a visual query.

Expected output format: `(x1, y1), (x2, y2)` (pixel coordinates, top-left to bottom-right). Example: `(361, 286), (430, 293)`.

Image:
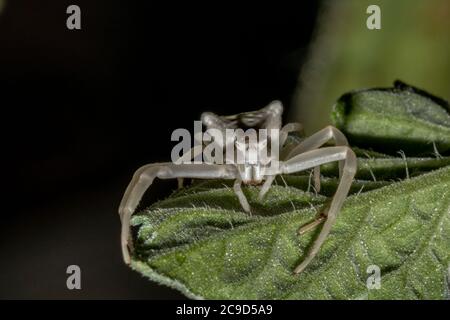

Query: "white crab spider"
(118, 101), (357, 274)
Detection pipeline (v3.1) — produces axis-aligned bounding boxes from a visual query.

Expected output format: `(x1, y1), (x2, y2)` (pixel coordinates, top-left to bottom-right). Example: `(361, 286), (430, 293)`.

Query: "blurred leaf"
(332, 81), (450, 155)
(293, 0), (450, 133)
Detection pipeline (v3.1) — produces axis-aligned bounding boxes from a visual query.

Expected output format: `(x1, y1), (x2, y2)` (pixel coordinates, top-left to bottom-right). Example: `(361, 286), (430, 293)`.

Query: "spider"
(118, 101), (357, 274)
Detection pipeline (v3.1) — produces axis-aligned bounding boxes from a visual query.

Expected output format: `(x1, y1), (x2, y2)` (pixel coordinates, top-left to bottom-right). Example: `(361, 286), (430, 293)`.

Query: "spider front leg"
(174, 134), (217, 189)
(118, 163), (238, 264)
(259, 125), (348, 200)
(234, 178), (251, 213)
(280, 122), (304, 147)
(285, 125), (349, 193)
(175, 146), (207, 189)
(281, 146), (357, 274)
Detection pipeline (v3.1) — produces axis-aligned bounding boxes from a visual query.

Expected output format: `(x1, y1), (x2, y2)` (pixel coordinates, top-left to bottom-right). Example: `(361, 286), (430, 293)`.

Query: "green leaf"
(130, 166), (450, 299)
(319, 155), (450, 181)
(125, 82), (450, 299)
(331, 81), (450, 155)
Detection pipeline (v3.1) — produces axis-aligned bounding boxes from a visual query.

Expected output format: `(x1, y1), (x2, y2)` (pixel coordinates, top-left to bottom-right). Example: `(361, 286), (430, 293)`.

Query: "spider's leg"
(313, 167), (321, 193)
(281, 146), (357, 274)
(258, 175), (276, 200)
(297, 207), (328, 235)
(118, 163), (237, 264)
(280, 122), (304, 146)
(175, 145), (204, 189)
(298, 215), (326, 235)
(284, 126), (349, 193)
(257, 122), (304, 200)
(279, 122), (304, 159)
(234, 178), (251, 214)
(260, 100), (284, 130)
(201, 112), (229, 130)
(175, 142), (218, 188)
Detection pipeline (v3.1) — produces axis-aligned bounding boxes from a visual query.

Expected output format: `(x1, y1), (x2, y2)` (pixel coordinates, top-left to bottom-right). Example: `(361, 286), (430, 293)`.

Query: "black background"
(0, 0), (319, 298)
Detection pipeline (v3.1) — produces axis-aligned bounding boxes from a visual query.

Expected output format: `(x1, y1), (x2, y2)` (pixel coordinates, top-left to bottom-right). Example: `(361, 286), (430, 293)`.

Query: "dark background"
(0, 0), (319, 298)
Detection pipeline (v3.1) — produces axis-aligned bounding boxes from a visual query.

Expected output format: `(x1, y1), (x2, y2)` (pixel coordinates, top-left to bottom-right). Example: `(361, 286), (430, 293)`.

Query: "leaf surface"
(131, 166), (450, 299)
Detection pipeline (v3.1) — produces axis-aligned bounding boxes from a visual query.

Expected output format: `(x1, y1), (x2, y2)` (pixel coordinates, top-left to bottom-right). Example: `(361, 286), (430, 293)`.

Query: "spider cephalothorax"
(119, 101), (357, 274)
